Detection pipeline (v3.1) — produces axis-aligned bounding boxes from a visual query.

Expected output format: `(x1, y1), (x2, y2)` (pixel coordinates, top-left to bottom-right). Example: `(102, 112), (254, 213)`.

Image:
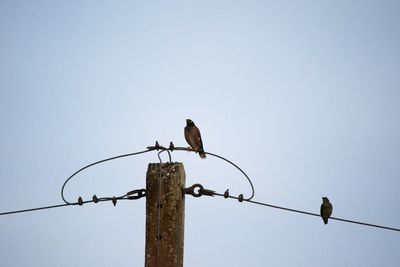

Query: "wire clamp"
(146, 141), (161, 150)
(169, 141), (175, 151)
(224, 189), (230, 198)
(183, 183), (215, 198)
(126, 189), (147, 200)
(78, 197), (83, 206)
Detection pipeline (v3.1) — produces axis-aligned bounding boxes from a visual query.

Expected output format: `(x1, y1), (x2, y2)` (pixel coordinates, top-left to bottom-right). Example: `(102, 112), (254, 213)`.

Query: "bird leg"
(186, 146), (198, 153)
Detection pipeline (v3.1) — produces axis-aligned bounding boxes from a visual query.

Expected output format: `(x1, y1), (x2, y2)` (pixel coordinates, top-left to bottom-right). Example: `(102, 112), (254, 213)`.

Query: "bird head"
(322, 197), (330, 203)
(186, 119), (195, 126)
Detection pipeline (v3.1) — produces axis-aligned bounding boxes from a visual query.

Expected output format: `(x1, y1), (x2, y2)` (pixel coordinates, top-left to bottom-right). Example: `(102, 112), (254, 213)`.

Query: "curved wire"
(169, 146), (255, 200)
(61, 144), (254, 205)
(157, 149), (172, 164)
(205, 151), (255, 200)
(61, 149), (152, 204)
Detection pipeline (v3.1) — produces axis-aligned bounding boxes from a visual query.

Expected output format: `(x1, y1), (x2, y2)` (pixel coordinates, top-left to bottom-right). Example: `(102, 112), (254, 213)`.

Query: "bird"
(320, 197), (333, 225)
(184, 119), (206, 159)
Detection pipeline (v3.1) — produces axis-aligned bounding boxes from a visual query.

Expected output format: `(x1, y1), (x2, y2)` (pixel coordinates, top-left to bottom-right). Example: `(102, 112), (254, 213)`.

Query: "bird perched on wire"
(320, 197), (333, 225)
(184, 119), (206, 159)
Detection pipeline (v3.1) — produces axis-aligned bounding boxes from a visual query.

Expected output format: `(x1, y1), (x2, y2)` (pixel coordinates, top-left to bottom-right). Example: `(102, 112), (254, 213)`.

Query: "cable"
(1, 189), (146, 216)
(212, 192), (400, 233)
(5, 141), (397, 232)
(61, 148), (153, 204)
(205, 151), (254, 200)
(0, 203), (72, 216)
(61, 143), (253, 205)
(164, 145), (255, 200)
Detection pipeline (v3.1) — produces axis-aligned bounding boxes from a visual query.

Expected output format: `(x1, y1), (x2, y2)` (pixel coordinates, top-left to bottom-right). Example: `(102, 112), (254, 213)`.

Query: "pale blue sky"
(1, 1), (400, 266)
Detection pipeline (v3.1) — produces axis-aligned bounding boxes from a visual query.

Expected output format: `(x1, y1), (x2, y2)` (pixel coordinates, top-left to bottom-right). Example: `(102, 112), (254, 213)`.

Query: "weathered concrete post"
(145, 163), (185, 267)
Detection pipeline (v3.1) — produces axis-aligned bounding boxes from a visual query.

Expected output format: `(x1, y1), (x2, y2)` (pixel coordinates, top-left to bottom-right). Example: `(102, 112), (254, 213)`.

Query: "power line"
(0, 203), (71, 216)
(183, 183), (400, 233)
(6, 141), (397, 233)
(60, 142), (254, 205)
(61, 149), (153, 204)
(204, 151), (254, 200)
(1, 189), (146, 217)
(156, 143), (255, 200)
(232, 195), (400, 232)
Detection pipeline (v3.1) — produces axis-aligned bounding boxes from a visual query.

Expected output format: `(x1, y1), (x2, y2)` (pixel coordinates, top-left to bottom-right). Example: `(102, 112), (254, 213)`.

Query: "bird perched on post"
(320, 197), (333, 225)
(184, 119), (206, 159)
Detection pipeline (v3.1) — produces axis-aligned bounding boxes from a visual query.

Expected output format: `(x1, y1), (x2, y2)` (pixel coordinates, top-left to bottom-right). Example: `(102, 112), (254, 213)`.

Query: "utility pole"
(145, 163), (185, 267)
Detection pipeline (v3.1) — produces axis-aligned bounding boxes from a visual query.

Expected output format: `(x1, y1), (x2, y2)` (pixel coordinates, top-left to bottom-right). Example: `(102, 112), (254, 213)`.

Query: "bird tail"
(323, 218), (328, 225)
(199, 150), (206, 159)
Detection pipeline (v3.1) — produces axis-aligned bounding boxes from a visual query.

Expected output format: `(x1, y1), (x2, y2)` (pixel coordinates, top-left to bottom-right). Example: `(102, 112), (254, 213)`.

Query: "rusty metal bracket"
(183, 183), (215, 198)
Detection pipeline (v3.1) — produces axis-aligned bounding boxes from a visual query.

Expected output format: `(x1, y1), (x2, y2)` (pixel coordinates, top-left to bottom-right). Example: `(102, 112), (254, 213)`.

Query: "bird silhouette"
(184, 119), (206, 159)
(320, 197), (333, 225)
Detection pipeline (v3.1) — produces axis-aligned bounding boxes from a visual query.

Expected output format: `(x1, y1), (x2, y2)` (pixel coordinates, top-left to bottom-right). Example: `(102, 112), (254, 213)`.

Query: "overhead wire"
(0, 203), (71, 216)
(168, 146), (255, 200)
(6, 141), (395, 233)
(0, 189), (146, 216)
(61, 148), (153, 204)
(211, 191), (400, 232)
(205, 151), (254, 200)
(59, 143), (253, 205)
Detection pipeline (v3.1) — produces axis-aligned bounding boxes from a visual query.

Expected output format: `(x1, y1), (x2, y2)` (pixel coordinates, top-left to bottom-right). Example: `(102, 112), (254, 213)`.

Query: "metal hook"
(183, 183), (215, 198)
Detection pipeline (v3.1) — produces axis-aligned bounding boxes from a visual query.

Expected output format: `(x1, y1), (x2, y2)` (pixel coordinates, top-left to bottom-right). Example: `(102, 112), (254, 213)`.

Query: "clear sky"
(1, 1), (400, 266)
